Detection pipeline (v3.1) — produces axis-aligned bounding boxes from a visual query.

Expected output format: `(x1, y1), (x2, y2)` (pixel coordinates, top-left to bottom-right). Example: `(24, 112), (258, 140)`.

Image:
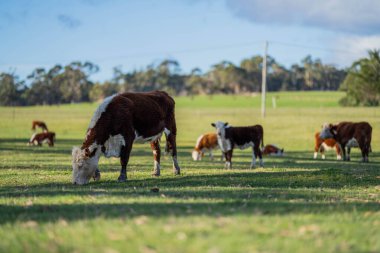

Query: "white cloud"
(329, 35), (380, 66)
(226, 0), (380, 35)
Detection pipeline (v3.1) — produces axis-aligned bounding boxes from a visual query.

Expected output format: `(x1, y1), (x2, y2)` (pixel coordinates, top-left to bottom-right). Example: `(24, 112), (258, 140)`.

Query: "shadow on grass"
(0, 199), (378, 224)
(0, 139), (194, 157)
(0, 139), (379, 224)
(1, 167), (378, 197)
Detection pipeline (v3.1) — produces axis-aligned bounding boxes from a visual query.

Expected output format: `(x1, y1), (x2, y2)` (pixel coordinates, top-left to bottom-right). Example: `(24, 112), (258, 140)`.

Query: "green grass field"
(0, 91), (379, 253)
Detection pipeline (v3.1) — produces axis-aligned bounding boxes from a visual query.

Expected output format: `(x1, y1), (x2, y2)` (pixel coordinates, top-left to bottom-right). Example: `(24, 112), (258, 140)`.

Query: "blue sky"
(1, 0), (379, 81)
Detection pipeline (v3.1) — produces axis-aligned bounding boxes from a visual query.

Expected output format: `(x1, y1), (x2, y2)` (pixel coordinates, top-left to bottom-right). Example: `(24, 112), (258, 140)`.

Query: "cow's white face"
(211, 121), (231, 152)
(192, 150), (201, 161)
(211, 121), (229, 139)
(72, 147), (99, 185)
(319, 123), (336, 139)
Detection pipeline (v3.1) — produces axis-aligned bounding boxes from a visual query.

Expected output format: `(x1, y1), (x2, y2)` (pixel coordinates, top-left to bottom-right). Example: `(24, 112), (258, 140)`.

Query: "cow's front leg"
(224, 150), (233, 169)
(118, 137), (133, 182)
(151, 140), (161, 176)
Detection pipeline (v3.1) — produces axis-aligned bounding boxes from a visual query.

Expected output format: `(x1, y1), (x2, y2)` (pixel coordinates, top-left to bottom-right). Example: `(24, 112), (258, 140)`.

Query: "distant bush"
(339, 50), (380, 107)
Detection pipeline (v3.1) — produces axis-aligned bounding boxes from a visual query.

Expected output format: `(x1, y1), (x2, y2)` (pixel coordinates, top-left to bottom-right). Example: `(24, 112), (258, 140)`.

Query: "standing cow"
(72, 91), (181, 185)
(314, 131), (342, 160)
(211, 121), (264, 169)
(32, 120), (48, 133)
(319, 122), (372, 162)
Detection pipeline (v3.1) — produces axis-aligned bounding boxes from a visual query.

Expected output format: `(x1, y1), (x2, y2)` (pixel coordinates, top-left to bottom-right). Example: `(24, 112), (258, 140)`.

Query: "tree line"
(0, 51), (379, 106)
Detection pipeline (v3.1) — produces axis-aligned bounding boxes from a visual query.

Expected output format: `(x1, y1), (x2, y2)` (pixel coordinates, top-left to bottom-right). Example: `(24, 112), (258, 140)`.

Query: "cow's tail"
(260, 125), (264, 149)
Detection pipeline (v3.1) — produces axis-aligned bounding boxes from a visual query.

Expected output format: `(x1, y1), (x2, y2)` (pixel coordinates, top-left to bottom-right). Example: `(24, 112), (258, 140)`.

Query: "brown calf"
(28, 132), (55, 147)
(313, 132), (342, 160)
(262, 144), (284, 156)
(192, 133), (219, 161)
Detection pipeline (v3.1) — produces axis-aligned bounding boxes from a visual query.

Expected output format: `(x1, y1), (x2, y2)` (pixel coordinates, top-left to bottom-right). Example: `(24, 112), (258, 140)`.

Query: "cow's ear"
(224, 122), (229, 127)
(84, 148), (91, 158)
(331, 125), (338, 135)
(211, 123), (216, 127)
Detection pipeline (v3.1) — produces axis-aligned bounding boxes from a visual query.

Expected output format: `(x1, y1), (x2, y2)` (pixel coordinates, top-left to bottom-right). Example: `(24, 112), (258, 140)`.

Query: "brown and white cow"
(211, 121), (264, 169)
(192, 133), (219, 161)
(32, 120), (48, 133)
(28, 132), (55, 147)
(319, 122), (372, 162)
(262, 144), (284, 156)
(71, 91), (181, 185)
(314, 132), (342, 160)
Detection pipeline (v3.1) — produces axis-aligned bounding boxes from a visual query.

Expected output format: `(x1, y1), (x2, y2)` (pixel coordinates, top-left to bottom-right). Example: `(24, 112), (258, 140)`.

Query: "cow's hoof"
(117, 174), (127, 182)
(174, 169), (180, 175)
(152, 172), (160, 177)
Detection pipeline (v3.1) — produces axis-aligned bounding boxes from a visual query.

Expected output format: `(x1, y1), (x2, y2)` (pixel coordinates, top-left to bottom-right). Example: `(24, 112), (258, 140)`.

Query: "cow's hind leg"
(347, 147), (351, 161)
(118, 136), (134, 182)
(252, 144), (263, 168)
(250, 149), (256, 169)
(151, 140), (161, 176)
(341, 145), (347, 161)
(166, 133), (181, 175)
(359, 141), (368, 163)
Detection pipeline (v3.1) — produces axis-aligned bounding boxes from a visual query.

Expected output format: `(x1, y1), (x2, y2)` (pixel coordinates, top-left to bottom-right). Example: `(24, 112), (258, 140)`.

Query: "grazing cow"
(192, 133), (220, 161)
(32, 120), (48, 133)
(314, 132), (342, 160)
(319, 122), (372, 162)
(211, 121), (264, 169)
(262, 144), (284, 156)
(28, 132), (55, 147)
(71, 91), (181, 185)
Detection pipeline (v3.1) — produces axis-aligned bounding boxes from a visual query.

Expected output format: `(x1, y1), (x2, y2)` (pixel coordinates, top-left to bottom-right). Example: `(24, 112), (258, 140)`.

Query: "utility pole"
(261, 41), (268, 118)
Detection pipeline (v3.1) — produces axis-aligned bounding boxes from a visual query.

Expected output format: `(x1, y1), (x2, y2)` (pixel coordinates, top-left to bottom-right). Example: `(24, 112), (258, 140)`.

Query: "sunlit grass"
(0, 91), (379, 253)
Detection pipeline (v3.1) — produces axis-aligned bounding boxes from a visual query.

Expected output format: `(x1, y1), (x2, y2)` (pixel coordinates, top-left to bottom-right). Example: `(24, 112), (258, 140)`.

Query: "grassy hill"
(0, 91), (379, 253)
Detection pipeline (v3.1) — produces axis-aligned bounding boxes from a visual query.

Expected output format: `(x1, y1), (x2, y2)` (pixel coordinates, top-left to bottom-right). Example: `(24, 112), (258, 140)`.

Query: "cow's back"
(337, 122), (372, 139)
(226, 125), (263, 146)
(118, 91), (175, 133)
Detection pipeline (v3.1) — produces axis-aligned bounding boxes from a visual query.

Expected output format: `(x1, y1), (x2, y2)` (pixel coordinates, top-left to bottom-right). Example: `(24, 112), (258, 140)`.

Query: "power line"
(0, 39), (368, 68)
(269, 40), (364, 56)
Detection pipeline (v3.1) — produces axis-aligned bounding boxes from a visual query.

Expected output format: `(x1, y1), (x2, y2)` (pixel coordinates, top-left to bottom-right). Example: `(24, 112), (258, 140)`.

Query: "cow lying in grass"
(71, 91), (181, 185)
(28, 132), (55, 147)
(314, 131), (342, 160)
(192, 133), (220, 161)
(261, 144), (284, 156)
(211, 121), (264, 169)
(319, 122), (372, 162)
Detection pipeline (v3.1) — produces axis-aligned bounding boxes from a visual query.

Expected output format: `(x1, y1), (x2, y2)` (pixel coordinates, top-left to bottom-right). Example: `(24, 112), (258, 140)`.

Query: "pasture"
(0, 91), (379, 253)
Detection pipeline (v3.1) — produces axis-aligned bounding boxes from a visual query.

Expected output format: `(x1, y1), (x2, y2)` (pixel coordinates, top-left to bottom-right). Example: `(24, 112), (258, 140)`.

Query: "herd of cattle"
(26, 91), (373, 185)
